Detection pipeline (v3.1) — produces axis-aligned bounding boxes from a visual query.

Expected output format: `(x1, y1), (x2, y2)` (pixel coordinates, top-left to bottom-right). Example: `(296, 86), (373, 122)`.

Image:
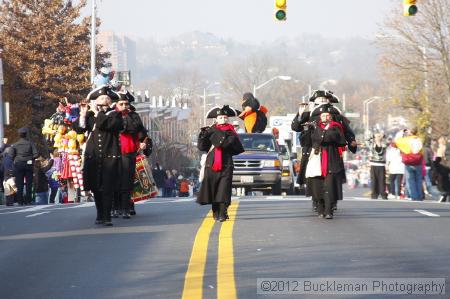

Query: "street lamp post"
(202, 82), (221, 126)
(253, 75), (291, 97)
(90, 0), (97, 86)
(0, 48), (4, 147)
(363, 96), (390, 136)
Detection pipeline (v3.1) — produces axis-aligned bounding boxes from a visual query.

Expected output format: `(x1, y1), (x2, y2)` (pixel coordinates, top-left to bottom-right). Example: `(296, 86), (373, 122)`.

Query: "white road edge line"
(414, 209), (440, 217)
(26, 211), (51, 218)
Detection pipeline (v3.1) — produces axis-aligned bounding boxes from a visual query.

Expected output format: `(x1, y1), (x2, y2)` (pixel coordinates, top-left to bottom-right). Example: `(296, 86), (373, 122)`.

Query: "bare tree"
(377, 0), (450, 137)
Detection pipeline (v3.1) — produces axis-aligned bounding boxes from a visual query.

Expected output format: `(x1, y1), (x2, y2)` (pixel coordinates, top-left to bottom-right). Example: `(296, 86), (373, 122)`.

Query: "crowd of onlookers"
(361, 127), (450, 202)
(0, 131), (66, 206)
(151, 162), (199, 198)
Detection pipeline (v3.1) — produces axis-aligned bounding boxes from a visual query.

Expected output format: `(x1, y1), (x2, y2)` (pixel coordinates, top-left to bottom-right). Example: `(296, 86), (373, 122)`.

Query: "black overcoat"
(74, 110), (123, 192)
(196, 126), (244, 205)
(309, 122), (347, 203)
(118, 111), (151, 191)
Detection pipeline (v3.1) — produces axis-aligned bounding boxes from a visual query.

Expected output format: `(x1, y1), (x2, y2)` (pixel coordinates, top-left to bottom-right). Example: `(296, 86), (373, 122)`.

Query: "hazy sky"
(86, 0), (397, 42)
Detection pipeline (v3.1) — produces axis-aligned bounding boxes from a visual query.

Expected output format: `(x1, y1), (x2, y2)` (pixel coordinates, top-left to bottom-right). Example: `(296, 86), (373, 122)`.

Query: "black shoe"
(224, 210), (229, 220)
(95, 219), (104, 225)
(213, 210), (219, 221)
(130, 210), (136, 216)
(219, 216), (227, 222)
(104, 221), (113, 226)
(332, 206), (337, 211)
(122, 213), (131, 219)
(325, 214), (333, 219)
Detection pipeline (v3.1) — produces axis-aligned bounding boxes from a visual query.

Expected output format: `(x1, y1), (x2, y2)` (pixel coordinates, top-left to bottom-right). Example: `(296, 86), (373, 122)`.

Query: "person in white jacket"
(386, 141), (405, 199)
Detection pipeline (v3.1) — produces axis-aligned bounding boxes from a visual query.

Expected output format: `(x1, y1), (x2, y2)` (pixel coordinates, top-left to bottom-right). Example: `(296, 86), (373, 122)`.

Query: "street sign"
(345, 112), (360, 118)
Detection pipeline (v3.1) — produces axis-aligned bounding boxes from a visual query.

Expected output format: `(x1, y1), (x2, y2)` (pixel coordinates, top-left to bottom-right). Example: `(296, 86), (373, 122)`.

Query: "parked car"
(232, 133), (282, 195)
(279, 144), (296, 195)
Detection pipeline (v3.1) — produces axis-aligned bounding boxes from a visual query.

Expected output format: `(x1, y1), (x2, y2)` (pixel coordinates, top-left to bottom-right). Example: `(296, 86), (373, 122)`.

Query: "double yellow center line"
(182, 202), (239, 299)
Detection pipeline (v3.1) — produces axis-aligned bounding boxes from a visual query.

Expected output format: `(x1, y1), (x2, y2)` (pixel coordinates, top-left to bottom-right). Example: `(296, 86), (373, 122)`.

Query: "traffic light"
(403, 0), (418, 16)
(275, 0), (286, 21)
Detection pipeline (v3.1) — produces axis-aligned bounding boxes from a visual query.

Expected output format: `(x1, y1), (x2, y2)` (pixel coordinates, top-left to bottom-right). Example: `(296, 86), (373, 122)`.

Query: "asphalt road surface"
(1, 187), (449, 299)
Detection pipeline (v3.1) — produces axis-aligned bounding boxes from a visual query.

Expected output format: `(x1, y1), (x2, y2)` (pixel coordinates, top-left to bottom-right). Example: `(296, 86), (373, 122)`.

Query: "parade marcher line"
(182, 201), (239, 299)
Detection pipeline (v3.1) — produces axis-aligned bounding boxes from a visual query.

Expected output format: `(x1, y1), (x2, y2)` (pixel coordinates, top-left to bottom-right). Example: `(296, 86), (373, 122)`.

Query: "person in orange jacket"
(238, 92), (268, 133)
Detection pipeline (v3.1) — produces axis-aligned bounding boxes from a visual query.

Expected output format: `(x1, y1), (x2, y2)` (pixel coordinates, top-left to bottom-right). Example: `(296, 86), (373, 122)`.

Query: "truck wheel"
(272, 180), (282, 195)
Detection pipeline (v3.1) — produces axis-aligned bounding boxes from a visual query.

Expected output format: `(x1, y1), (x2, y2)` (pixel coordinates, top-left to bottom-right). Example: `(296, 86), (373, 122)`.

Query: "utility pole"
(90, 0), (97, 86)
(0, 49), (4, 147)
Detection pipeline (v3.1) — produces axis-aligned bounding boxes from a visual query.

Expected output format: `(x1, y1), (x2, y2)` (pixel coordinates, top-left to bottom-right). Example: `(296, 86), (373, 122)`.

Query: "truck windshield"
(239, 134), (277, 152)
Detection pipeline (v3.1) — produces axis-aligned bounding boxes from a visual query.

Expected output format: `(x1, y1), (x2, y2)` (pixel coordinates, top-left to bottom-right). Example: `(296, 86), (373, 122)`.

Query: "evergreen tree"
(0, 0), (109, 146)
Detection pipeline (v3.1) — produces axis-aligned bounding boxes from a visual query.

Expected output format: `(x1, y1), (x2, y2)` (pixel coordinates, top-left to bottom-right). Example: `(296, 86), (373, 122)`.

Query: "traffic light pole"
(0, 49), (4, 147)
(90, 0), (97, 86)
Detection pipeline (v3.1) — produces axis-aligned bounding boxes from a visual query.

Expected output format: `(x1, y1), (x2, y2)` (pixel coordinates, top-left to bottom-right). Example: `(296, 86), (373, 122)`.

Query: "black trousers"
(370, 166), (387, 199)
(310, 174), (342, 215)
(93, 190), (114, 222)
(14, 162), (33, 205)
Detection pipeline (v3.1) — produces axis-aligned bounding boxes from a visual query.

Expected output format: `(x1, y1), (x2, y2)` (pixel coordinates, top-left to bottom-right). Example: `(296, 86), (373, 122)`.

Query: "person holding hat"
(112, 90), (151, 218)
(10, 127), (39, 205)
(197, 105), (244, 221)
(74, 88), (123, 226)
(238, 92), (268, 133)
(308, 109), (347, 219)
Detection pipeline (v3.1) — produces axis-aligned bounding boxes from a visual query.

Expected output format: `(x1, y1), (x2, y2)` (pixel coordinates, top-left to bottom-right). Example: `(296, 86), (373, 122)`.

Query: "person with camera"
(368, 132), (388, 200)
(75, 86), (123, 226)
(197, 105), (244, 222)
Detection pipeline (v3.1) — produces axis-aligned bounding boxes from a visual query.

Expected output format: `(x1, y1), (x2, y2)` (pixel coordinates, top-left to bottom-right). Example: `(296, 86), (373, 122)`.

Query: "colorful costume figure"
(238, 93), (268, 133)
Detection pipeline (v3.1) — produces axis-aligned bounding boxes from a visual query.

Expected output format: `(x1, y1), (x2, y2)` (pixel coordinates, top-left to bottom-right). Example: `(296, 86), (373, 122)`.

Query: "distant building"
(97, 31), (136, 74)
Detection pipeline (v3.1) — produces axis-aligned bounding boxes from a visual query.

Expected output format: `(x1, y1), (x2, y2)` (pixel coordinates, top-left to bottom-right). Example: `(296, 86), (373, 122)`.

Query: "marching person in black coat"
(75, 86), (123, 226)
(197, 105), (244, 222)
(309, 109), (347, 219)
(291, 90), (357, 210)
(112, 90), (152, 218)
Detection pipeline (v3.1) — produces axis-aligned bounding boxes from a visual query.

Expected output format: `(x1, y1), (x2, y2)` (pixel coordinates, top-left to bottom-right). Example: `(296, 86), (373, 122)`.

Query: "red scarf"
(116, 107), (138, 154)
(211, 123), (237, 172)
(319, 121), (345, 177)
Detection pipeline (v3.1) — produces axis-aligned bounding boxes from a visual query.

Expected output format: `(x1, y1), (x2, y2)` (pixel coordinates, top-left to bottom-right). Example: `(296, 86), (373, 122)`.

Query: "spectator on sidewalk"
(178, 176), (190, 197)
(369, 132), (388, 199)
(47, 150), (62, 204)
(33, 157), (54, 205)
(2, 147), (16, 206)
(164, 170), (176, 197)
(152, 162), (166, 197)
(386, 138), (404, 199)
(395, 127), (424, 201)
(11, 127), (39, 205)
(432, 136), (450, 202)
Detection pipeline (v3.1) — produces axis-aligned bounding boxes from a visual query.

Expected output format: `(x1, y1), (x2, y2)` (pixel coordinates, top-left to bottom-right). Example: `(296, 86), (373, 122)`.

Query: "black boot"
(218, 204), (227, 222)
(212, 203), (219, 221)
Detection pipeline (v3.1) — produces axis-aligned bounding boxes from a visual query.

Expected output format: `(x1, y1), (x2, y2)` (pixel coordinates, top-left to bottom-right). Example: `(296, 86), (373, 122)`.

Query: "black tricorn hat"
(116, 90), (135, 103)
(87, 85), (119, 101)
(309, 90), (339, 103)
(206, 105), (238, 119)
